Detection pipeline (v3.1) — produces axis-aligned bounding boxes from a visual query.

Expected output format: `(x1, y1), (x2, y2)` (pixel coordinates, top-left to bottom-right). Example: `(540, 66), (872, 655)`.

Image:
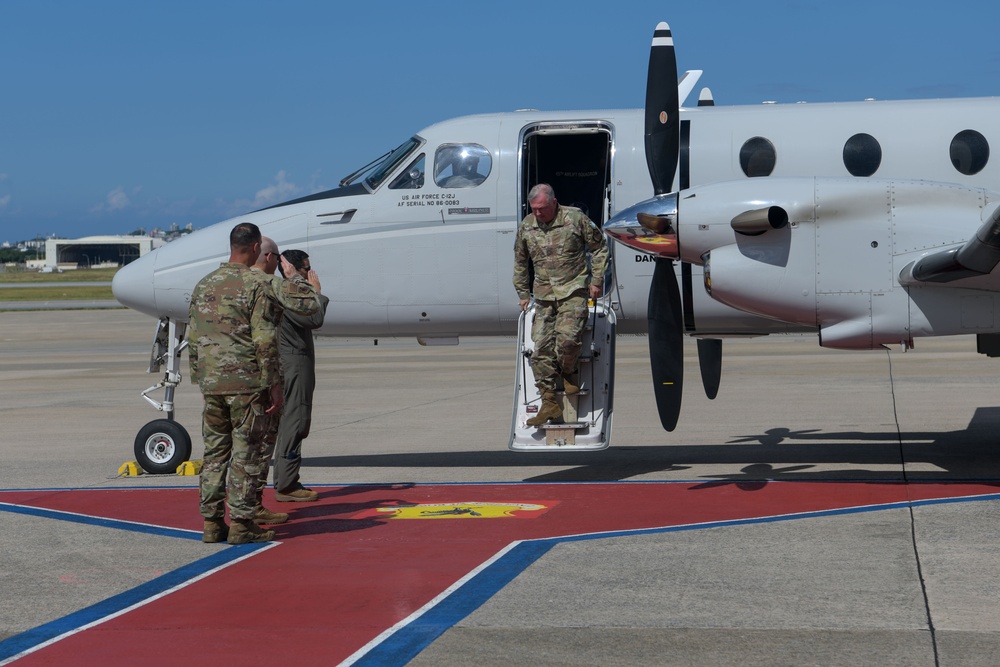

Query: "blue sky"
(2, 0), (999, 242)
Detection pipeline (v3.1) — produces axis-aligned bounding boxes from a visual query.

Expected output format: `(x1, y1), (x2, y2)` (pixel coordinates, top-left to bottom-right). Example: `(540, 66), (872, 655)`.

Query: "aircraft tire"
(134, 419), (192, 475)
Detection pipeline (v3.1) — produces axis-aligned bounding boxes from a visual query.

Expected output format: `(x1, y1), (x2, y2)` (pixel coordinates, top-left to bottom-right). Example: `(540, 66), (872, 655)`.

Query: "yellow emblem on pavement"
(375, 502), (548, 519)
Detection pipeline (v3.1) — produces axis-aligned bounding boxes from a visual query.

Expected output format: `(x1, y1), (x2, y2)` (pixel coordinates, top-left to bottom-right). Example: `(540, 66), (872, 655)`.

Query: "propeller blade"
(696, 338), (722, 400)
(645, 21), (680, 196)
(648, 258), (684, 430)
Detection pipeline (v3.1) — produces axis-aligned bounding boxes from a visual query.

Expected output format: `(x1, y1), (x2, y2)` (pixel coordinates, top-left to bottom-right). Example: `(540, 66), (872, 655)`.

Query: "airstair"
(509, 301), (616, 451)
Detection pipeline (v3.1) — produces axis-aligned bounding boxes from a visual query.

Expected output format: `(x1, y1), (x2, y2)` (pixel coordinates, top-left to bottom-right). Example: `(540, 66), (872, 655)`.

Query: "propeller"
(643, 22), (684, 431)
(605, 22), (725, 430)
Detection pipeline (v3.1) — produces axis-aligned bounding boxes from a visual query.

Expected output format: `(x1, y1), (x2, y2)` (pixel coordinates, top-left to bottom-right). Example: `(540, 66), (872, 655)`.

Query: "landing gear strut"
(134, 317), (192, 474)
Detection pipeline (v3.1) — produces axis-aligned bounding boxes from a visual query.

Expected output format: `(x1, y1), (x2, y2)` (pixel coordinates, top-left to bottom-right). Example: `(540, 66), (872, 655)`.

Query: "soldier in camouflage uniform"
(513, 183), (609, 427)
(247, 237), (295, 526)
(188, 223), (320, 545)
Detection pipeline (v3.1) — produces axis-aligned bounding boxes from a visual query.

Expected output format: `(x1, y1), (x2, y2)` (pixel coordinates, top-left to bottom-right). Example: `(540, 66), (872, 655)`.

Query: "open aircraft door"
(510, 300), (616, 451)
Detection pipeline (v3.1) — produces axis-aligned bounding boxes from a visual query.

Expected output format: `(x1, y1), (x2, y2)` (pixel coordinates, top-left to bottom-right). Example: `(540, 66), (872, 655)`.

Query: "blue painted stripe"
(353, 540), (555, 666)
(0, 544), (267, 662)
(0, 502), (199, 541)
(351, 492), (1000, 665)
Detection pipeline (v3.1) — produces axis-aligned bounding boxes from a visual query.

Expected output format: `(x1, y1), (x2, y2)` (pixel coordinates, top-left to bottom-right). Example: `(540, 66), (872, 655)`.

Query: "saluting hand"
(279, 256), (298, 279)
(306, 269), (321, 293)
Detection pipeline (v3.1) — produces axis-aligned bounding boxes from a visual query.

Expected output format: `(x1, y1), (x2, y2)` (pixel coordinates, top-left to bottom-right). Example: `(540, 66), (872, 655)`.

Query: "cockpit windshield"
(339, 137), (423, 191)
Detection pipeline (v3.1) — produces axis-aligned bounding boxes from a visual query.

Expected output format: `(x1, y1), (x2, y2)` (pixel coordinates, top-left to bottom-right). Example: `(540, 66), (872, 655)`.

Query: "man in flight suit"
(273, 249), (330, 502)
(513, 183), (609, 427)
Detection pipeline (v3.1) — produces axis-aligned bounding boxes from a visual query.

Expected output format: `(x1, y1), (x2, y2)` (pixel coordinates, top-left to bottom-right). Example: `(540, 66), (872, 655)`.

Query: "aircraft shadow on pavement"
(302, 407), (1000, 486)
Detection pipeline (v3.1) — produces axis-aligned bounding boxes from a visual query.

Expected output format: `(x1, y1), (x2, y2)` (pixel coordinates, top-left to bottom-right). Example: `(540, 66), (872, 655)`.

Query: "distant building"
(44, 235), (165, 270)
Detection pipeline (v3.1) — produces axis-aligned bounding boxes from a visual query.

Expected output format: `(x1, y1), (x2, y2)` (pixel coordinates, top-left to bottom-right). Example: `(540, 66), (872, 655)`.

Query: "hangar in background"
(44, 236), (165, 270)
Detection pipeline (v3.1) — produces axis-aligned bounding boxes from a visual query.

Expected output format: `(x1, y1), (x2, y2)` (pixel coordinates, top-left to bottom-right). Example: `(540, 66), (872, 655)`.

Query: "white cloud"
(0, 173), (8, 182)
(0, 195), (9, 209)
(90, 186), (132, 214)
(106, 186), (130, 210)
(228, 171), (302, 216)
(252, 170), (300, 208)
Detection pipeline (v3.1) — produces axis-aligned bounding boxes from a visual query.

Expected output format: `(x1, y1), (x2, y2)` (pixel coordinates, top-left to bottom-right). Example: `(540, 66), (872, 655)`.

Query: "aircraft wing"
(900, 201), (1000, 289)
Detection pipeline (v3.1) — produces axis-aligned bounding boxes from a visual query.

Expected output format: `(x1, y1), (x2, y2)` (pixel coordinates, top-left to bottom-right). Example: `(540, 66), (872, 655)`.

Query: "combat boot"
(561, 373), (580, 396)
(202, 518), (229, 544)
(526, 392), (563, 427)
(228, 518), (275, 544)
(255, 505), (289, 525)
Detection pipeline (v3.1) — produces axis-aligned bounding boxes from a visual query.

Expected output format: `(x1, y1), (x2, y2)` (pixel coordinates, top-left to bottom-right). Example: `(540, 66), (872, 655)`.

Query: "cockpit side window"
(434, 144), (492, 188)
(362, 137), (422, 191)
(389, 154), (425, 189)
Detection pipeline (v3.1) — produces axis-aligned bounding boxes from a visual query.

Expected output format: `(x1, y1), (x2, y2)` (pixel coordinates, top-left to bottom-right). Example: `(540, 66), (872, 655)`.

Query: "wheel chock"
(176, 460), (203, 476)
(117, 461), (144, 477)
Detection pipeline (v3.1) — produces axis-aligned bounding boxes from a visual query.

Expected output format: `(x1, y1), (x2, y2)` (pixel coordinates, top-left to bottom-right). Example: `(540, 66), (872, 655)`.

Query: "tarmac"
(3, 307), (1000, 665)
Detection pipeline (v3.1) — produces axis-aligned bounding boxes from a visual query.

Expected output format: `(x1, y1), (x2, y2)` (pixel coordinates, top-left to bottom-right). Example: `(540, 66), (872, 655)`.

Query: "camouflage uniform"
(513, 205), (609, 393)
(245, 268), (318, 505)
(188, 262), (319, 522)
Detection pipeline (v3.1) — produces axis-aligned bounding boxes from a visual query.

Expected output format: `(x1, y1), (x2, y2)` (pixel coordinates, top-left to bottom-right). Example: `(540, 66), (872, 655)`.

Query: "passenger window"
(843, 133), (882, 177)
(389, 154), (425, 189)
(739, 137), (776, 177)
(434, 144), (492, 188)
(950, 130), (989, 175)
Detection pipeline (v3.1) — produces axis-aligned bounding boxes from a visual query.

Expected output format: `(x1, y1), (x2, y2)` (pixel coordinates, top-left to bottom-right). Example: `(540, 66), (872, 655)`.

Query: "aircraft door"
(518, 123), (616, 299)
(511, 123), (617, 450)
(519, 125), (613, 225)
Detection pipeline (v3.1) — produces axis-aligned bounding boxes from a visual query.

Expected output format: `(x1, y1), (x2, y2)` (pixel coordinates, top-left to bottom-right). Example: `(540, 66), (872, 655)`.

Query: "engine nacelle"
(695, 178), (993, 349)
(606, 177), (1000, 348)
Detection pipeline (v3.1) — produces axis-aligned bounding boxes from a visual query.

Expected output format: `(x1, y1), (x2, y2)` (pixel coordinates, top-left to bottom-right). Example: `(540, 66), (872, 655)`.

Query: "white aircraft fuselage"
(113, 95), (1000, 349)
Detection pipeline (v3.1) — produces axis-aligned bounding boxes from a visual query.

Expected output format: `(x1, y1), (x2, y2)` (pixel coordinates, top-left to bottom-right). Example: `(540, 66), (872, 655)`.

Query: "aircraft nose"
(112, 256), (158, 317)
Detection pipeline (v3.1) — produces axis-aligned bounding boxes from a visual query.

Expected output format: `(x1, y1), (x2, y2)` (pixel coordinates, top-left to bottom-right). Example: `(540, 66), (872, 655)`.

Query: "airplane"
(113, 21), (1000, 473)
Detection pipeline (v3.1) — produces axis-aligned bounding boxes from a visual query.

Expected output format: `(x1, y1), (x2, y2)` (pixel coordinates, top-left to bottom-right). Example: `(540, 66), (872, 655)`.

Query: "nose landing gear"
(131, 317), (193, 474)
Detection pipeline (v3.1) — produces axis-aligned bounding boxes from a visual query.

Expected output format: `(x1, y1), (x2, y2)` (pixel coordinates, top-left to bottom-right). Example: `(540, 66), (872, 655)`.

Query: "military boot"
(202, 518), (229, 544)
(255, 505), (289, 525)
(526, 392), (563, 427)
(228, 518), (275, 544)
(561, 373), (580, 396)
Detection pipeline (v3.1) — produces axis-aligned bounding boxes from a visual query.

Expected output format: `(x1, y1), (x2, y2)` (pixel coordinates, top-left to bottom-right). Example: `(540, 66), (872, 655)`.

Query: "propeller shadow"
(302, 407), (1000, 487)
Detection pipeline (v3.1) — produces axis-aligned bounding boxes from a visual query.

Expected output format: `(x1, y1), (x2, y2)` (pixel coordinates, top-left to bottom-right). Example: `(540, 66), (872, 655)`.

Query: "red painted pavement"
(3, 480), (999, 665)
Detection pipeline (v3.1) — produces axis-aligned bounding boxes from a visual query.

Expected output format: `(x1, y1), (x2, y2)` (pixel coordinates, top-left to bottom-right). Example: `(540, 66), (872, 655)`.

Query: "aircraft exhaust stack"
(731, 206), (789, 235)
